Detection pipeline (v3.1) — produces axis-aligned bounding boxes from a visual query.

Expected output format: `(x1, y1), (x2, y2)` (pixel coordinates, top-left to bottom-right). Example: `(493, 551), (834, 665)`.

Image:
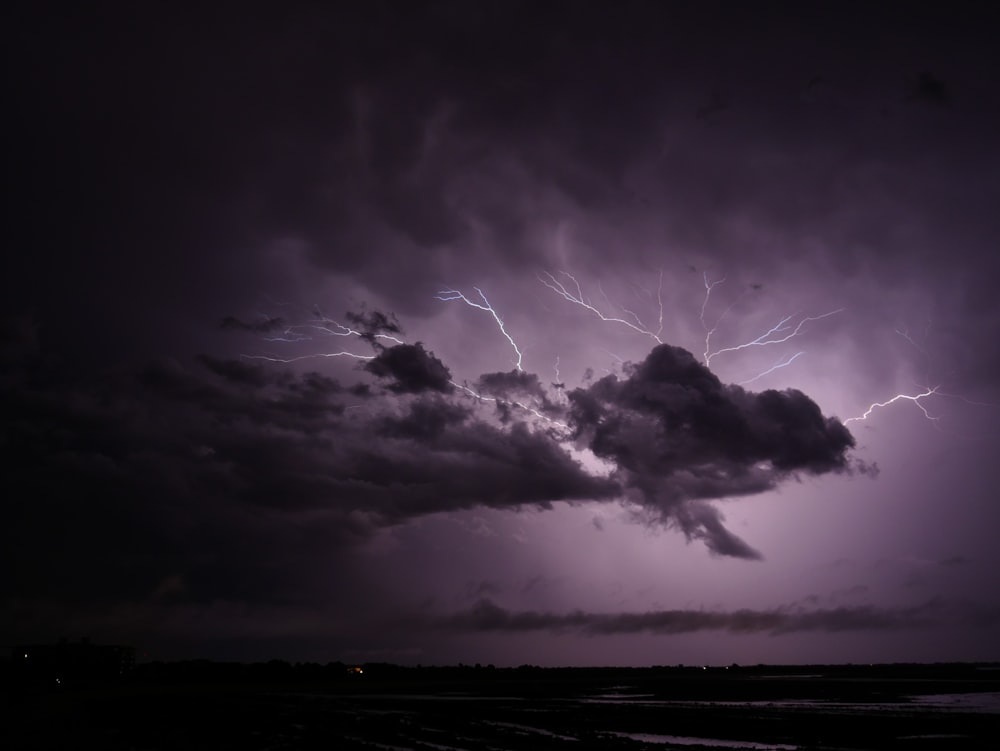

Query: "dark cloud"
(436, 598), (967, 636)
(344, 308), (404, 345)
(472, 370), (564, 424)
(568, 344), (856, 558)
(364, 343), (453, 393)
(475, 370), (548, 401)
(674, 502), (764, 560)
(908, 71), (951, 106)
(220, 315), (286, 334)
(378, 395), (470, 441)
(1, 316), (862, 640)
(197, 354), (273, 389)
(0, 335), (614, 623)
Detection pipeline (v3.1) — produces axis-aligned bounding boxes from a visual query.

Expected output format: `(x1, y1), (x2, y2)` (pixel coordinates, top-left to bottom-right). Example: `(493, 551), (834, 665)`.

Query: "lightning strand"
(241, 351), (375, 364)
(706, 308), (844, 367)
(436, 287), (524, 371)
(265, 318), (404, 346)
(539, 270), (664, 344)
(621, 269), (666, 342)
(737, 351), (806, 386)
(542, 268), (841, 385)
(450, 381), (568, 429)
(844, 387), (940, 425)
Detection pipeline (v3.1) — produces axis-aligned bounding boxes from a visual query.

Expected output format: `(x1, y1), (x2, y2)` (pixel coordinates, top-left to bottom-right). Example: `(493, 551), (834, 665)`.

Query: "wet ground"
(5, 663), (999, 750)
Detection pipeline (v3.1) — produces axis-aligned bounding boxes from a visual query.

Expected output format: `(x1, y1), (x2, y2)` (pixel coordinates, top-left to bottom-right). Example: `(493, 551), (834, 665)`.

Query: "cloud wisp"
(434, 597), (995, 636)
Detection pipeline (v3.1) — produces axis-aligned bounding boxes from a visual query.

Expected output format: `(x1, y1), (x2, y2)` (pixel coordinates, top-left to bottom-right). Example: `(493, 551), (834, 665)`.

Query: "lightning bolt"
(239, 305), (401, 363)
(705, 309), (844, 367)
(844, 387), (940, 425)
(450, 381), (568, 430)
(238, 274), (982, 439)
(298, 317), (402, 345)
(693, 271), (843, 383)
(543, 268), (840, 386)
(737, 351), (806, 386)
(241, 351), (375, 364)
(264, 320), (404, 346)
(700, 273), (753, 365)
(538, 270), (665, 344)
(245, 301), (405, 346)
(436, 287), (524, 371)
(846, 320), (994, 428)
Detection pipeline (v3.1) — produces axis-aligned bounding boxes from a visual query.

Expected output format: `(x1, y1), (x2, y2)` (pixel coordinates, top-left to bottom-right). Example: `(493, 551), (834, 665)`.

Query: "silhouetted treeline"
(121, 659), (1000, 686)
(6, 647), (997, 691)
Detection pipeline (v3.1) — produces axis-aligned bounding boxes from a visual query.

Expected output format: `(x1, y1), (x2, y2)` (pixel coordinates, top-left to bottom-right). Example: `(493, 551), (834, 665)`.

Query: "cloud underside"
(438, 598), (989, 635)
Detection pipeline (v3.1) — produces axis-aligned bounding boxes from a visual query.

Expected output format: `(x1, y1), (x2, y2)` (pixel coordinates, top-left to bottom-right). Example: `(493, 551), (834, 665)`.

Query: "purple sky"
(5, 2), (1000, 666)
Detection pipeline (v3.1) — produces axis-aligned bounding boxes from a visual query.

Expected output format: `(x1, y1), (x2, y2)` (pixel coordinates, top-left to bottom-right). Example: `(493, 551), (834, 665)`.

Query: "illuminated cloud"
(568, 344), (857, 558)
(434, 598), (995, 635)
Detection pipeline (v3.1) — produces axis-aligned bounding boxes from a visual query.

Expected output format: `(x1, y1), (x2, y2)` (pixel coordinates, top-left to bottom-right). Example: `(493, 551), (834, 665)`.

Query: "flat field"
(5, 663), (999, 750)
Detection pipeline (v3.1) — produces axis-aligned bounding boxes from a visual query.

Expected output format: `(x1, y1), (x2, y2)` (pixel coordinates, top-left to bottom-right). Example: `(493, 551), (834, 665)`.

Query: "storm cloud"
(2, 308), (860, 619)
(568, 344), (857, 557)
(364, 342), (453, 393)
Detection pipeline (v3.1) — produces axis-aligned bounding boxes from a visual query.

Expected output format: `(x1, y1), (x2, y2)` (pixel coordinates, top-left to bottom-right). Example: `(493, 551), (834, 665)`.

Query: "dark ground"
(5, 661), (999, 750)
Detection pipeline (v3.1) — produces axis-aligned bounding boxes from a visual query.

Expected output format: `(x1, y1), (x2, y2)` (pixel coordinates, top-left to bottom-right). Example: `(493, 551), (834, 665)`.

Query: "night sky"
(6, 2), (1000, 666)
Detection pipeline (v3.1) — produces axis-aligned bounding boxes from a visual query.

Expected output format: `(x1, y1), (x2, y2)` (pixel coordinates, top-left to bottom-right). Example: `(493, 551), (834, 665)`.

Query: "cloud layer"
(436, 597), (998, 636)
(2, 312), (858, 627)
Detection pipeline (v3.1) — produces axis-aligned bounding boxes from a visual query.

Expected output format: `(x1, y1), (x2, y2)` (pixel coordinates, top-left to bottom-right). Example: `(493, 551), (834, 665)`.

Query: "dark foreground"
(5, 662), (1000, 750)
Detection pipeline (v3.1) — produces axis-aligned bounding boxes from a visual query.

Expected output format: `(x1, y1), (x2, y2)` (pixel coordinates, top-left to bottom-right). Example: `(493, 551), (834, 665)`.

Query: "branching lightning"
(439, 270), (971, 433)
(540, 268), (842, 386)
(844, 319), (995, 428)
(237, 303), (404, 364)
(699, 273), (752, 365)
(705, 308), (844, 367)
(737, 351), (806, 387)
(242, 351), (375, 364)
(430, 287), (576, 426)
(250, 302), (405, 346)
(239, 271), (982, 436)
(271, 319), (403, 346)
(538, 270), (665, 344)
(436, 287), (524, 371)
(450, 380), (568, 430)
(843, 387), (941, 425)
(690, 271), (845, 384)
